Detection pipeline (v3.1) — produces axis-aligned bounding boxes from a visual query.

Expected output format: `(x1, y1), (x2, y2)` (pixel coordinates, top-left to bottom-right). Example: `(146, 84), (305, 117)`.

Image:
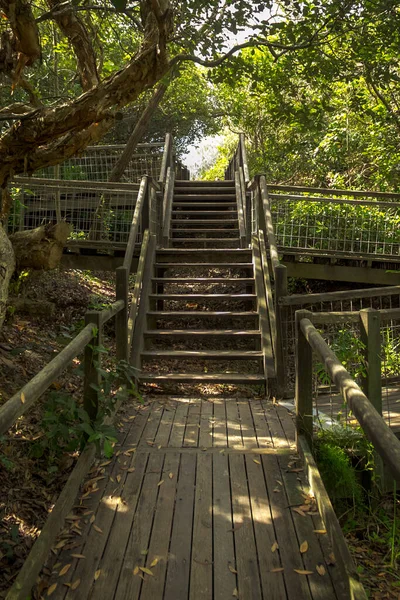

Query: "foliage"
(31, 351), (141, 469)
(316, 328), (366, 385)
(313, 425), (372, 504)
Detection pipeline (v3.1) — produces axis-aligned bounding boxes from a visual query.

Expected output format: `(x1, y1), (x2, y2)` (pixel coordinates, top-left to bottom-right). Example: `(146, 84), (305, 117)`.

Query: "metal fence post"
(295, 309), (314, 449)
(84, 311), (102, 422)
(116, 266), (129, 362)
(275, 264), (288, 397)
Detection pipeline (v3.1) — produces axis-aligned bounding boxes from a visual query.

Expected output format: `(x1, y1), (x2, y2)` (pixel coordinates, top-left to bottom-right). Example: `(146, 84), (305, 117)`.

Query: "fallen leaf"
(47, 583), (57, 596)
(228, 564), (237, 574)
(300, 541), (308, 554)
(273, 488), (281, 493)
(99, 460), (112, 467)
(55, 540), (67, 549)
(93, 525), (103, 534)
(71, 554), (86, 559)
(328, 553), (336, 565)
(116, 475), (121, 483)
(127, 467), (135, 473)
(139, 567), (154, 576)
(316, 564), (326, 576)
(21, 392), (25, 404)
(71, 579), (81, 590)
(59, 564), (71, 576)
(293, 508), (306, 517)
(150, 558), (159, 567)
(140, 549), (148, 556)
(313, 529), (327, 535)
(276, 480), (283, 486)
(169, 472), (174, 479)
(90, 515), (95, 524)
(157, 480), (164, 487)
(271, 541), (279, 553)
(271, 568), (284, 573)
(288, 468), (304, 473)
(227, 523), (243, 533)
(233, 588), (238, 598)
(253, 459), (261, 465)
(94, 569), (101, 580)
(133, 566), (140, 575)
(294, 569), (313, 575)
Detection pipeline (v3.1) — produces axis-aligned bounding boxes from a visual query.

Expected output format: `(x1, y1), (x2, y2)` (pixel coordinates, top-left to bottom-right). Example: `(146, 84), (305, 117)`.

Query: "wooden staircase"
(131, 180), (274, 388)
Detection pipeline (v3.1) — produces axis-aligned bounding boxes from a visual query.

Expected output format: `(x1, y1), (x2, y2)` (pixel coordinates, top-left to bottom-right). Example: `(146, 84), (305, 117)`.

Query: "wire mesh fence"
(32, 144), (164, 183)
(281, 286), (400, 393)
(7, 178), (141, 244)
(294, 307), (400, 434)
(268, 188), (400, 258)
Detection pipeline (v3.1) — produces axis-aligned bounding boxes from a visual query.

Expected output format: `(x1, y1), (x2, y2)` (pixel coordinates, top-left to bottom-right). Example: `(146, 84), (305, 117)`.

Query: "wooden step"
(152, 278), (254, 283)
(175, 180), (234, 186)
(141, 350), (263, 360)
(173, 195), (236, 201)
(172, 212), (237, 217)
(171, 239), (240, 245)
(156, 249), (252, 263)
(144, 329), (260, 338)
(154, 262), (254, 270)
(139, 373), (266, 383)
(149, 293), (256, 300)
(171, 229), (239, 235)
(147, 311), (258, 318)
(174, 187), (236, 194)
(173, 202), (236, 208)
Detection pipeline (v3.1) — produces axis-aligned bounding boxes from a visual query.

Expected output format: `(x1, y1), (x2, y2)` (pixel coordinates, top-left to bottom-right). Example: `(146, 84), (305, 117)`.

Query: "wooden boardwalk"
(39, 397), (349, 600)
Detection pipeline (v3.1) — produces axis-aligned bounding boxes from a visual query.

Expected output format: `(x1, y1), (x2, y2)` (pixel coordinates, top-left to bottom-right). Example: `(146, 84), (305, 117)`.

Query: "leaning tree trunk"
(0, 222), (15, 330)
(88, 80), (168, 240)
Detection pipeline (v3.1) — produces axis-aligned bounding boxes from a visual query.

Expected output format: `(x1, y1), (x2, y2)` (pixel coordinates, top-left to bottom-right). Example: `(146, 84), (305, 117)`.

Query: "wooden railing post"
(116, 266), (129, 362)
(359, 308), (384, 489)
(359, 308), (382, 415)
(275, 263), (288, 396)
(295, 309), (314, 448)
(84, 311), (102, 422)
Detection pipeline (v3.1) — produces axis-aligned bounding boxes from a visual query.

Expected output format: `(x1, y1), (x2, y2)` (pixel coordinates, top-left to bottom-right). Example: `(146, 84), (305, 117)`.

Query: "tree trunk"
(109, 81), (168, 182)
(0, 222), (15, 330)
(9, 222), (71, 269)
(88, 80), (168, 240)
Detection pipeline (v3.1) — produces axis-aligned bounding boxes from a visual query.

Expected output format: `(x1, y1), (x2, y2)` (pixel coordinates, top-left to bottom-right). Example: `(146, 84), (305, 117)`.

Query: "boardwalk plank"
(183, 399), (201, 447)
(164, 453), (196, 600)
(87, 452), (149, 599)
(114, 453), (165, 600)
(238, 400), (286, 600)
(250, 400), (312, 600)
(212, 398), (228, 448)
(230, 453), (262, 600)
(199, 399), (214, 448)
(168, 400), (189, 447)
(140, 453), (181, 600)
(212, 452), (237, 600)
(190, 452), (213, 600)
(225, 399), (243, 448)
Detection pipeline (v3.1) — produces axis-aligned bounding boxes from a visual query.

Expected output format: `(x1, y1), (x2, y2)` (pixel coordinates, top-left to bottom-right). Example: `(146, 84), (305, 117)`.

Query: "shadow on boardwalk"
(37, 396), (348, 600)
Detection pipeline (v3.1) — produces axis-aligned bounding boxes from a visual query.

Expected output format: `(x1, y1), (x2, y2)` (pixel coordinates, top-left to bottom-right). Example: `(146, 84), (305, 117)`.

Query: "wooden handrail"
(13, 176), (140, 192)
(259, 176), (280, 271)
(159, 132), (172, 184)
(267, 183), (400, 199)
(235, 171), (246, 247)
(0, 323), (94, 436)
(162, 167), (175, 246)
(122, 175), (148, 270)
(298, 316), (400, 482)
(127, 230), (150, 349)
(258, 230), (276, 361)
(269, 193), (400, 209)
(239, 133), (250, 183)
(280, 283), (400, 306)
